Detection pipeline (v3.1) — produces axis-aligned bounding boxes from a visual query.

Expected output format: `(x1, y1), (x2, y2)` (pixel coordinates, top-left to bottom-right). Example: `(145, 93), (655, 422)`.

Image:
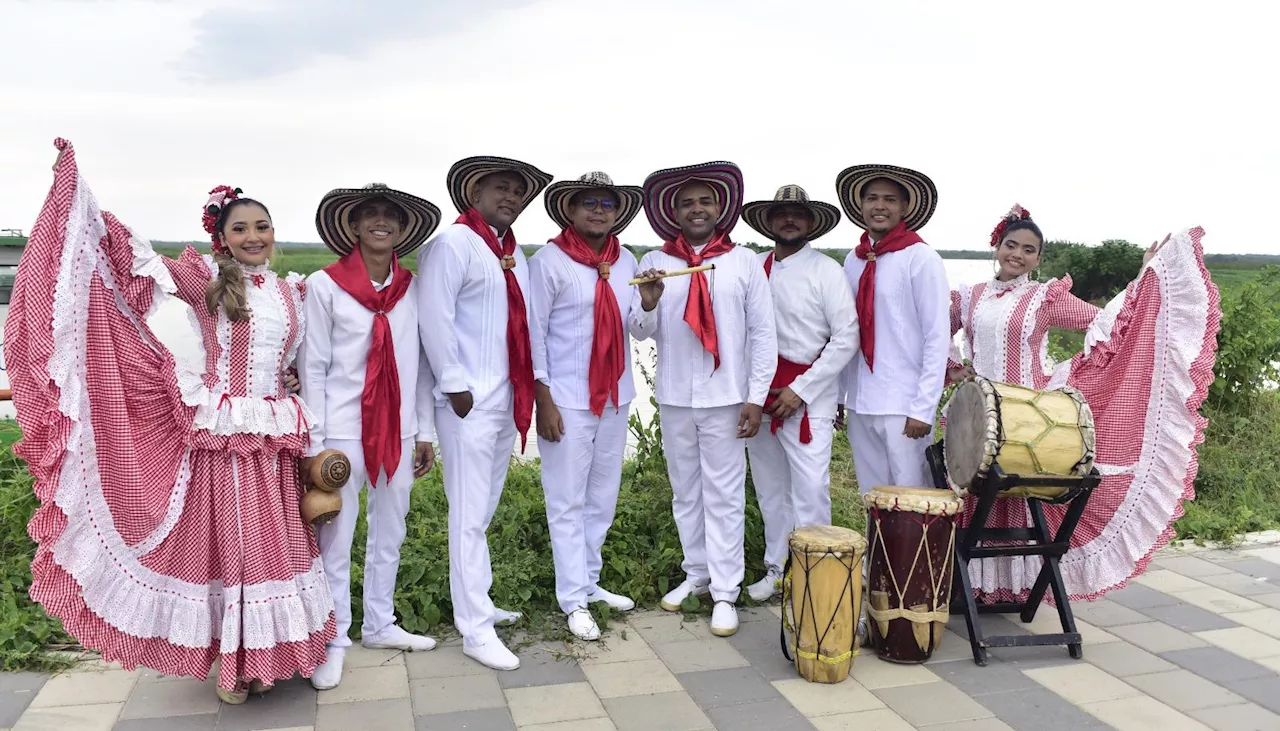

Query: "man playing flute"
(634, 161), (777, 638)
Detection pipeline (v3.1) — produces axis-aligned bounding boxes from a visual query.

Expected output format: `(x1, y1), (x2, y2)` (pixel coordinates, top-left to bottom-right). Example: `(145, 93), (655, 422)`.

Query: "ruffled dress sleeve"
(3, 140), (208, 657)
(1054, 228), (1221, 599)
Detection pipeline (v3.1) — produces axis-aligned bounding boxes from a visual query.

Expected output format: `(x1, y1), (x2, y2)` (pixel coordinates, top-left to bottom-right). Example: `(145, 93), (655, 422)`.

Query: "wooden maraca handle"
(628, 264), (715, 285)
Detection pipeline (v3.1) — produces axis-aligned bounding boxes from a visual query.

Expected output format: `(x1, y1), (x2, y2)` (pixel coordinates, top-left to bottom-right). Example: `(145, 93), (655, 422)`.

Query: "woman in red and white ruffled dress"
(3, 139), (335, 703)
(945, 205), (1221, 604)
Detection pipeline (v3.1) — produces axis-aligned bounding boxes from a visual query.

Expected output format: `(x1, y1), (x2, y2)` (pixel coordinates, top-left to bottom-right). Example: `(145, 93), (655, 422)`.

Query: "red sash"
(661, 231), (735, 368)
(456, 208), (535, 451)
(763, 252), (812, 443)
(766, 357), (813, 443)
(854, 221), (924, 371)
(550, 227), (624, 416)
(322, 248), (413, 482)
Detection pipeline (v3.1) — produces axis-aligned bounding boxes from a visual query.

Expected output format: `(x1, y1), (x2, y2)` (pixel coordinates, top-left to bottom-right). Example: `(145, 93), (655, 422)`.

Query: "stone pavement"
(5, 543), (1280, 731)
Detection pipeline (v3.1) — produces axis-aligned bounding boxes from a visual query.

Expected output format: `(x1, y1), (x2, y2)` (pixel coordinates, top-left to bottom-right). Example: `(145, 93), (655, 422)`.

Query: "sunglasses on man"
(576, 197), (619, 212)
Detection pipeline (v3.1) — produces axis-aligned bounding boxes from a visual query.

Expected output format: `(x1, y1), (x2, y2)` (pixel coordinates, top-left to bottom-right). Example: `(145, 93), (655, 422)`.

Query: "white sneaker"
(464, 637), (520, 670)
(660, 579), (711, 611)
(856, 615), (868, 647)
(747, 570), (782, 602)
(495, 607), (523, 626)
(362, 624), (437, 652)
(587, 587), (636, 612)
(567, 608), (601, 641)
(310, 648), (345, 690)
(711, 601), (739, 637)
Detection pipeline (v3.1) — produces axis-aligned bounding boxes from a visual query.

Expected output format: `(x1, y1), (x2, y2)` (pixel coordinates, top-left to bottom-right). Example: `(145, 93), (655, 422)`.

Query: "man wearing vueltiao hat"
(835, 164), (949, 643)
(418, 156), (552, 670)
(634, 161), (777, 638)
(528, 172), (666, 641)
(739, 185), (859, 602)
(301, 184), (444, 690)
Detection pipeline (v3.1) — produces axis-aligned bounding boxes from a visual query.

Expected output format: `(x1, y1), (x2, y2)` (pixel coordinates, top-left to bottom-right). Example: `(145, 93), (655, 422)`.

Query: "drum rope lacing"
(866, 500), (955, 629)
(781, 543), (862, 665)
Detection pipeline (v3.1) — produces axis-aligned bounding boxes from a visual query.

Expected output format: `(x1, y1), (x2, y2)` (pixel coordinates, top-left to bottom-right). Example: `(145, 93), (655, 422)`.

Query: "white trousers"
(747, 415), (835, 574)
(436, 407), (517, 644)
(538, 405), (630, 613)
(660, 404), (746, 603)
(847, 412), (931, 494)
(318, 438), (415, 649)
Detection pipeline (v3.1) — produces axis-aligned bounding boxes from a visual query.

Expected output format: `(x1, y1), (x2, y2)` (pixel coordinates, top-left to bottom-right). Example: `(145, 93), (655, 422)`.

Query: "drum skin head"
(944, 379), (991, 491)
(789, 525), (866, 554)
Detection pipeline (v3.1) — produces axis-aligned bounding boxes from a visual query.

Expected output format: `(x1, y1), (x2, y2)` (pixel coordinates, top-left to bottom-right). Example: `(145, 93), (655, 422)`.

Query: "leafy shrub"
(1207, 266), (1280, 412)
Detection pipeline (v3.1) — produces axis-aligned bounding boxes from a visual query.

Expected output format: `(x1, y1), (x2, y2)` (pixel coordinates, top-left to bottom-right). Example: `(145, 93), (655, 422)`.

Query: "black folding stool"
(927, 441), (1101, 666)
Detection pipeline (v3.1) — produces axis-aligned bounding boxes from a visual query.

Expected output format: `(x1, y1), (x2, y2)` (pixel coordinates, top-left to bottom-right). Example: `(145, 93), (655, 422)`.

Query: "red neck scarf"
(550, 227), (624, 417)
(457, 208), (535, 450)
(322, 247), (414, 482)
(762, 253), (812, 443)
(661, 230), (735, 368)
(854, 221), (924, 371)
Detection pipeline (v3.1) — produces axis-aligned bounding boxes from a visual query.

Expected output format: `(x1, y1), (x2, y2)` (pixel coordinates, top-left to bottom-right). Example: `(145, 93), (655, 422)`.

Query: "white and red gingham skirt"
(5, 143), (335, 690)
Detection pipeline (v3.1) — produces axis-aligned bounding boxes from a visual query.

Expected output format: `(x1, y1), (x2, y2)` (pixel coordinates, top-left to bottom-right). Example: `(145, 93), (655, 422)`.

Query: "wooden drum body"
(943, 377), (1095, 498)
(782, 525), (866, 683)
(864, 487), (961, 664)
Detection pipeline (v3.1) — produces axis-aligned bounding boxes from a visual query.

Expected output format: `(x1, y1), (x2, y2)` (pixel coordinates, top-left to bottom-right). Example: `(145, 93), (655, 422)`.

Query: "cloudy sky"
(1, 0), (1274, 254)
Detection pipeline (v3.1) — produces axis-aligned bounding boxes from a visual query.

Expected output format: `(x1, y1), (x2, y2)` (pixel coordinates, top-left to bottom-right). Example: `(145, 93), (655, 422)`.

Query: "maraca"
(301, 489), (342, 525)
(307, 449), (351, 493)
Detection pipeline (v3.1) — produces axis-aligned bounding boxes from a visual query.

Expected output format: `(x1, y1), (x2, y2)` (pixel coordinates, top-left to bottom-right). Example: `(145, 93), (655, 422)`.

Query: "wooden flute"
(628, 264), (715, 285)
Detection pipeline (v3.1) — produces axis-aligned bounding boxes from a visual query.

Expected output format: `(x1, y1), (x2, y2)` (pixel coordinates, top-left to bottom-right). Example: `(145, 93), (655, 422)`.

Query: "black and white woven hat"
(834, 164), (938, 231)
(315, 183), (442, 257)
(740, 184), (841, 242)
(446, 155), (553, 215)
(543, 171), (644, 235)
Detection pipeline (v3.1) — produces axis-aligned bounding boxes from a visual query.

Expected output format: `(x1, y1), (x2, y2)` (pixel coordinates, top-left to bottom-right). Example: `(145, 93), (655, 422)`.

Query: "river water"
(0, 258), (999, 458)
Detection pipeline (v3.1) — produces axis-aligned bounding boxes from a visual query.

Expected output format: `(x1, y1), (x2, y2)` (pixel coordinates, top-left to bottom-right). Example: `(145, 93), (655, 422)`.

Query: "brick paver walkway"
(4, 542), (1280, 730)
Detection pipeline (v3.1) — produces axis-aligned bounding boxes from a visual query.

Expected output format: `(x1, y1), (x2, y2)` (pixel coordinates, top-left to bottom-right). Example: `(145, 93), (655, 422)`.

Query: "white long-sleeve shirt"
(417, 223), (532, 411)
(528, 243), (658, 412)
(299, 267), (436, 458)
(635, 244), (777, 408)
(758, 246), (859, 419)
(841, 242), (950, 424)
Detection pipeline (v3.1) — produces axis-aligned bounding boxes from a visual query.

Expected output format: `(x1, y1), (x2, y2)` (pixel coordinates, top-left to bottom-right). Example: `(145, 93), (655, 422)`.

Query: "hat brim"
(543, 181), (645, 236)
(447, 156), (553, 216)
(642, 161), (744, 242)
(315, 187), (443, 258)
(835, 164), (938, 232)
(740, 199), (841, 243)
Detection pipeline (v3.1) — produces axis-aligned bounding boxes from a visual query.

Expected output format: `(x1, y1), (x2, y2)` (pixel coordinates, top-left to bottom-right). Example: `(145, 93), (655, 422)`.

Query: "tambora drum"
(864, 487), (961, 664)
(782, 525), (866, 683)
(943, 377), (1095, 498)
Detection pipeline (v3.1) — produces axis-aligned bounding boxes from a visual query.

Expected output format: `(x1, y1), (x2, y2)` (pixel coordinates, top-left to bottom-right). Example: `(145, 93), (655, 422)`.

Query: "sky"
(0, 0), (1275, 254)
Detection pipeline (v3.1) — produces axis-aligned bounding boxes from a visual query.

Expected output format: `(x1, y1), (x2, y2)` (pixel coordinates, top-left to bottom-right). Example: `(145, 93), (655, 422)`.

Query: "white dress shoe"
(310, 648), (345, 690)
(495, 607), (523, 626)
(567, 608), (602, 641)
(746, 571), (782, 602)
(660, 579), (711, 611)
(464, 637), (520, 670)
(587, 586), (636, 612)
(362, 624), (437, 652)
(711, 601), (739, 637)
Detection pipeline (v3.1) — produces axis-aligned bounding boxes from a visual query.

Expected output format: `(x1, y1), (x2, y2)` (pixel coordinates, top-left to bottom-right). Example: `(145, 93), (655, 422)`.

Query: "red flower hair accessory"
(203, 185), (242, 254)
(989, 203), (1032, 248)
